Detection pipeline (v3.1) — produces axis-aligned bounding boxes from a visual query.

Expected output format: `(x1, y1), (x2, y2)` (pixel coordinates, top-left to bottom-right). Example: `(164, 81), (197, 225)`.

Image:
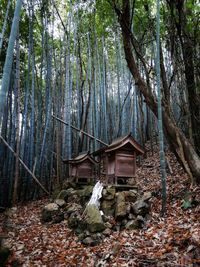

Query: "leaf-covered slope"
(1, 145), (200, 266)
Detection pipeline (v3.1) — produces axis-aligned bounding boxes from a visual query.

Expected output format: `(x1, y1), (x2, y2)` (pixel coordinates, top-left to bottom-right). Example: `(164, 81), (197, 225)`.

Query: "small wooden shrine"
(63, 152), (98, 184)
(93, 133), (144, 184)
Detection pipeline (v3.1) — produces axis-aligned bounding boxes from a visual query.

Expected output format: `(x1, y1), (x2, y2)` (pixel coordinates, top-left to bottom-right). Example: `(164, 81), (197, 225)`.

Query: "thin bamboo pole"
(156, 0), (167, 215)
(52, 115), (108, 146)
(0, 135), (50, 195)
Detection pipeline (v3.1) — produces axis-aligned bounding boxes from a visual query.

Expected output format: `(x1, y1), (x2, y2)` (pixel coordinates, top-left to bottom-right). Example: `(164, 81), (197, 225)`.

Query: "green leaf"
(181, 199), (192, 210)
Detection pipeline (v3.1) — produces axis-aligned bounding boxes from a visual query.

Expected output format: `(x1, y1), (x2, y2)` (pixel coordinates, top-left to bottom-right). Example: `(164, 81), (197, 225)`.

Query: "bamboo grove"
(0, 0), (199, 207)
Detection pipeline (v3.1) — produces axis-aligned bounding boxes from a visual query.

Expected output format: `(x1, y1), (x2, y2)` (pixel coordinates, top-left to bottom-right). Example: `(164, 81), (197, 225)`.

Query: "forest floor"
(1, 144), (200, 267)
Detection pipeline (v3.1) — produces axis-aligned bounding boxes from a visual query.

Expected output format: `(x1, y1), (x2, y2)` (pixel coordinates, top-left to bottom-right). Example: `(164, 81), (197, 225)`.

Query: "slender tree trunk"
(102, 36), (108, 143)
(156, 0), (167, 214)
(13, 34), (20, 204)
(0, 0), (23, 121)
(0, 0), (11, 52)
(63, 14), (72, 159)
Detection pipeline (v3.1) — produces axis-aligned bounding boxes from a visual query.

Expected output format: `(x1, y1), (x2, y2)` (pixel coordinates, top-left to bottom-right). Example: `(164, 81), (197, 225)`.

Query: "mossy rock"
(64, 203), (82, 215)
(56, 189), (74, 201)
(77, 186), (94, 198)
(41, 209), (52, 222)
(82, 236), (101, 246)
(41, 203), (61, 223)
(42, 209), (63, 223)
(54, 199), (66, 207)
(125, 220), (139, 230)
(68, 211), (85, 230)
(131, 200), (149, 216)
(101, 199), (115, 216)
(85, 205), (105, 233)
(123, 191), (137, 203)
(115, 192), (127, 219)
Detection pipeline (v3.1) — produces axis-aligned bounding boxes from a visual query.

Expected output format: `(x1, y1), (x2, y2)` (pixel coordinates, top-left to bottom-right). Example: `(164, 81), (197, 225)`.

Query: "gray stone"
(104, 222), (113, 229)
(82, 237), (94, 245)
(52, 212), (64, 223)
(125, 219), (139, 230)
(68, 211), (83, 229)
(102, 214), (110, 222)
(82, 236), (100, 246)
(128, 213), (136, 220)
(103, 228), (112, 236)
(64, 203), (82, 215)
(85, 230), (91, 237)
(16, 243), (25, 251)
(85, 204), (105, 233)
(131, 200), (149, 216)
(102, 187), (116, 200)
(125, 215), (145, 230)
(126, 203), (131, 214)
(142, 192), (152, 202)
(54, 199), (66, 207)
(41, 203), (59, 222)
(96, 232), (102, 238)
(77, 186), (94, 198)
(44, 203), (59, 212)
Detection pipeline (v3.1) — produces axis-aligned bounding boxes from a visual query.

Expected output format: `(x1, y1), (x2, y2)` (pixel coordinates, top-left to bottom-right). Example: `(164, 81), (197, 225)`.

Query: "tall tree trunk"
(115, 0), (200, 184)
(63, 14), (72, 159)
(156, 0), (167, 214)
(13, 33), (20, 204)
(0, 0), (23, 121)
(0, 0), (11, 52)
(102, 36), (108, 143)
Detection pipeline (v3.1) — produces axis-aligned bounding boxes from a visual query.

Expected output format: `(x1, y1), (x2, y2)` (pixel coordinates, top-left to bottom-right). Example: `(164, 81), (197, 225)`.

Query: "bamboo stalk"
(52, 115), (108, 146)
(0, 135), (50, 195)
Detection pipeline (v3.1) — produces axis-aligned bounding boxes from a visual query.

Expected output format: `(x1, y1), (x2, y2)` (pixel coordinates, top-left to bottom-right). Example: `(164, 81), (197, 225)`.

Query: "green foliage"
(95, 0), (115, 37)
(181, 199), (192, 210)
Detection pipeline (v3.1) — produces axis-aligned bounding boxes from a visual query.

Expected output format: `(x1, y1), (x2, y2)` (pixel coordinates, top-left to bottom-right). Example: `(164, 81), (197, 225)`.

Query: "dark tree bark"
(166, 0), (200, 155)
(114, 0), (200, 184)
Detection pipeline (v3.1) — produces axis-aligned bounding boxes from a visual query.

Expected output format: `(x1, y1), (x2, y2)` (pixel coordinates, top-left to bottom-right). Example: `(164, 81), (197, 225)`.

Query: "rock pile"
(41, 181), (152, 245)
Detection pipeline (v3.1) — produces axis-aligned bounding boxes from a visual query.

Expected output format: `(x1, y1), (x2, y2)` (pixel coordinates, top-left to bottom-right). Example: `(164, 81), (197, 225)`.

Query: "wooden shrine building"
(93, 134), (144, 184)
(63, 152), (98, 184)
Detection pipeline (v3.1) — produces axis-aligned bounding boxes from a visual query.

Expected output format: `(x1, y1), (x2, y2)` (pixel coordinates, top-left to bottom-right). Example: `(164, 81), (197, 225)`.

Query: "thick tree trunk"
(167, 1), (200, 155)
(116, 0), (200, 184)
